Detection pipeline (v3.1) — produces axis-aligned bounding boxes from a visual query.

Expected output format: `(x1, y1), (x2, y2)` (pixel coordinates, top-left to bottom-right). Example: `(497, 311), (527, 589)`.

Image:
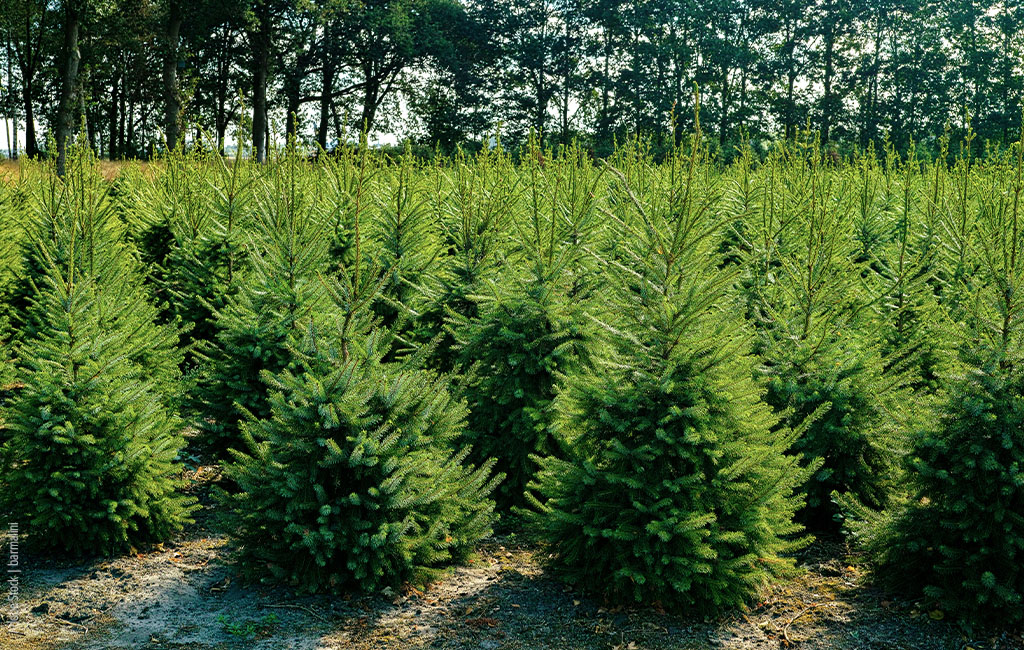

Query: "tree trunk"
(318, 57), (336, 149)
(109, 72), (119, 160)
(360, 72), (379, 134)
(118, 77), (127, 156)
(250, 1), (272, 162)
(5, 38), (16, 158)
(56, 0), (82, 177)
(163, 0), (184, 150)
(786, 73), (796, 140)
(719, 65), (730, 146)
(821, 16), (836, 144)
(284, 77), (300, 140)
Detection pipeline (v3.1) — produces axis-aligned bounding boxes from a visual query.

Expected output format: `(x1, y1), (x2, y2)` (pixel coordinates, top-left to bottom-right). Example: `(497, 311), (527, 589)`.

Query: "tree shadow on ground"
(2, 530), (1019, 650)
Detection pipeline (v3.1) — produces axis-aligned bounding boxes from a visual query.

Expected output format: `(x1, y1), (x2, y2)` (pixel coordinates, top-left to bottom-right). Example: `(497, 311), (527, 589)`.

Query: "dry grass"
(0, 159), (18, 183)
(0, 158), (155, 184)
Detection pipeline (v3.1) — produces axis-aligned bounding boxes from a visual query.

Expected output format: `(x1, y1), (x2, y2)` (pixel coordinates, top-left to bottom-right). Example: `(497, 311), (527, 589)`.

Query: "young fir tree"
(366, 144), (442, 354)
(10, 146), (184, 405)
(192, 149), (329, 453)
(871, 142), (952, 394)
(407, 145), (516, 374)
(746, 136), (899, 530)
(0, 181), (22, 403)
(127, 148), (251, 361)
(322, 143), (372, 280)
(0, 161), (195, 555)
(414, 145), (516, 372)
(222, 225), (501, 593)
(526, 112), (815, 613)
(846, 134), (1024, 626)
(452, 137), (602, 511)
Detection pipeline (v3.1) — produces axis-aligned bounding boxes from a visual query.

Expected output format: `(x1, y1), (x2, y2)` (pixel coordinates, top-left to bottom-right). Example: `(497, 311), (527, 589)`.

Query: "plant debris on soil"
(1, 465), (1021, 650)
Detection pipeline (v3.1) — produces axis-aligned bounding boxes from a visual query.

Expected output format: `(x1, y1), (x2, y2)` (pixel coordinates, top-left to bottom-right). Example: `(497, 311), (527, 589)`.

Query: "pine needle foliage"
(453, 136), (602, 511)
(526, 108), (815, 613)
(415, 145), (516, 372)
(0, 149), (194, 554)
(127, 148), (252, 359)
(222, 242), (501, 593)
(847, 135), (1024, 626)
(747, 136), (899, 529)
(192, 148), (330, 453)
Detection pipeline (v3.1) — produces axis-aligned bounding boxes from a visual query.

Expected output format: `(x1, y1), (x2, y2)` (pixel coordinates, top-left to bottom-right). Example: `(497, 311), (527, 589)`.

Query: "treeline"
(0, 0), (1023, 165)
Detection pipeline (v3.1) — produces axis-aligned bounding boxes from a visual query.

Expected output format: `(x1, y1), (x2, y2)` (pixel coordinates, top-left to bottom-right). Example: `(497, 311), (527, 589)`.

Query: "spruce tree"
(1, 272), (195, 554)
(223, 237), (500, 593)
(0, 155), (195, 554)
(192, 150), (329, 453)
(10, 146), (184, 404)
(414, 146), (515, 372)
(527, 114), (815, 613)
(847, 134), (1024, 626)
(453, 138), (601, 511)
(0, 182), (21, 404)
(128, 149), (251, 360)
(366, 144), (442, 352)
(746, 137), (900, 529)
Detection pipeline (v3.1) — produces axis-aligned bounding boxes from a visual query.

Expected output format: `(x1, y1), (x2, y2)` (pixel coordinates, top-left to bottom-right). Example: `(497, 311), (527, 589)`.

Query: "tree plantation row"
(0, 125), (1023, 629)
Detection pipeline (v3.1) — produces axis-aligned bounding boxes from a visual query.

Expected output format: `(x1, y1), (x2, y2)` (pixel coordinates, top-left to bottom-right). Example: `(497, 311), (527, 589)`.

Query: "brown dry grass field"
(0, 158), (152, 184)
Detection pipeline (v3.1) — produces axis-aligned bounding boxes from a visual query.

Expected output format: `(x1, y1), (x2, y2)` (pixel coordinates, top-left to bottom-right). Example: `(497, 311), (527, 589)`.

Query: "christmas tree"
(846, 133), (1024, 626)
(744, 136), (900, 529)
(0, 152), (194, 554)
(192, 149), (329, 453)
(412, 145), (515, 372)
(223, 244), (500, 592)
(527, 109), (815, 612)
(453, 138), (602, 511)
(127, 148), (251, 361)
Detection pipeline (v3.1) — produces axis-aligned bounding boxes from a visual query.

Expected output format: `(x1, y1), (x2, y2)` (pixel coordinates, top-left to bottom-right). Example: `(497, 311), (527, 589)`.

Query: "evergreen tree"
(846, 135), (1024, 626)
(0, 181), (21, 404)
(870, 142), (951, 393)
(527, 117), (815, 612)
(0, 167), (195, 555)
(192, 151), (329, 453)
(415, 144), (516, 372)
(127, 149), (251, 360)
(366, 145), (442, 352)
(10, 147), (185, 405)
(223, 245), (500, 593)
(746, 138), (899, 529)
(453, 139), (601, 511)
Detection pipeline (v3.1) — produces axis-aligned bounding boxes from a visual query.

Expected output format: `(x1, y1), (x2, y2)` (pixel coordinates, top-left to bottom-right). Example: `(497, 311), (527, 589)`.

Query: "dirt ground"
(1, 466), (1022, 650)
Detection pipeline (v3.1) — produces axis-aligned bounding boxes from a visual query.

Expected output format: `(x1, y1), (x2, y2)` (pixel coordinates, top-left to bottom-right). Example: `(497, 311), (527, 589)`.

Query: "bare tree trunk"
(21, 79), (36, 157)
(250, 1), (272, 162)
(360, 67), (379, 135)
(163, 0), (184, 150)
(56, 0), (82, 177)
(317, 56), (335, 149)
(820, 11), (836, 144)
(109, 71), (119, 159)
(5, 37), (16, 159)
(284, 78), (300, 140)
